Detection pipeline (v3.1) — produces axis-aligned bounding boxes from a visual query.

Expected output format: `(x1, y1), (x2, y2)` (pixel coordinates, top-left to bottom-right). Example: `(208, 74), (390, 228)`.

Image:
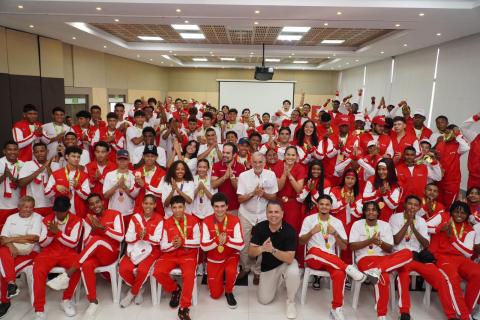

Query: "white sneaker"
(82, 302), (98, 320)
(47, 272), (70, 291)
(473, 305), (480, 320)
(330, 307), (346, 320)
(34, 312), (46, 320)
(377, 316), (386, 320)
(120, 291), (135, 308)
(60, 299), (76, 317)
(364, 268), (381, 285)
(286, 299), (297, 319)
(134, 287), (144, 305)
(345, 265), (366, 282)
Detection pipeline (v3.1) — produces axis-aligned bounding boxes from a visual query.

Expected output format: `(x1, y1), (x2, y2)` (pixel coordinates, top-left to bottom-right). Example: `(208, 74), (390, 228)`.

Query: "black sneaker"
(6, 283), (19, 299)
(312, 276), (321, 290)
(0, 302), (11, 319)
(225, 293), (237, 309)
(178, 307), (191, 320)
(169, 286), (182, 308)
(399, 313), (411, 320)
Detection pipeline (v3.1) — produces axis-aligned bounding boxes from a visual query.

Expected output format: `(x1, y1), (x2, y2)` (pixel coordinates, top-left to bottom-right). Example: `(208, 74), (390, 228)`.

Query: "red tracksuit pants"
(305, 247), (347, 309)
(74, 237), (118, 301)
(357, 249), (413, 317)
(207, 255), (239, 299)
(437, 255), (480, 317)
(119, 249), (161, 295)
(0, 247), (36, 303)
(32, 249), (80, 312)
(396, 260), (459, 319)
(153, 251), (197, 308)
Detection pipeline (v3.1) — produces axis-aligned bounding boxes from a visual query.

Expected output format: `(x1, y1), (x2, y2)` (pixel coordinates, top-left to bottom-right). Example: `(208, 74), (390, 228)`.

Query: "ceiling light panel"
(220, 57), (236, 61)
(171, 24), (200, 30)
(193, 58), (208, 61)
(180, 33), (205, 39)
(321, 39), (345, 44)
(281, 26), (311, 33)
(265, 58), (280, 62)
(278, 35), (303, 41)
(137, 36), (163, 41)
(293, 60), (308, 64)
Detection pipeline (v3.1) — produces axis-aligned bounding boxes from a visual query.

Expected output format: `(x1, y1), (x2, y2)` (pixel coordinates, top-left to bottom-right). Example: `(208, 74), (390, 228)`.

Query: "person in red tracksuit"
(300, 195), (377, 320)
(390, 196), (460, 320)
(349, 201), (413, 319)
(362, 158), (402, 222)
(32, 196), (83, 320)
(201, 192), (244, 307)
(92, 112), (126, 163)
(12, 104), (43, 162)
(435, 125), (470, 207)
(390, 116), (420, 163)
(433, 201), (480, 319)
(85, 141), (117, 198)
(46, 193), (124, 319)
(359, 116), (394, 157)
(315, 113), (339, 180)
(153, 195), (200, 320)
(407, 110), (432, 141)
(119, 194), (164, 308)
(71, 110), (96, 154)
(460, 113), (480, 189)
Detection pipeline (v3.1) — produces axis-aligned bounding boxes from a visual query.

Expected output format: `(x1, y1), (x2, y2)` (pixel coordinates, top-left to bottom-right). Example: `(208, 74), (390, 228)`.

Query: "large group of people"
(1, 93), (479, 320)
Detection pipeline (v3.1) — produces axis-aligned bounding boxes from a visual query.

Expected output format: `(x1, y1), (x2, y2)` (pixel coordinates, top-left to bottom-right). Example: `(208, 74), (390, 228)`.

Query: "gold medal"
(378, 202), (385, 209)
(282, 196), (289, 203)
(368, 249), (374, 255)
(325, 243), (331, 249)
(217, 245), (224, 253)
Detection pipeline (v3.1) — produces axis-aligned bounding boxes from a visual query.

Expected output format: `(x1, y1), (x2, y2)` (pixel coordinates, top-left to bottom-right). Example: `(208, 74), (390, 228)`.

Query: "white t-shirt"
(389, 212), (429, 253)
(126, 126), (145, 161)
(237, 168), (279, 225)
(300, 214), (347, 255)
(131, 144), (167, 168)
(0, 157), (24, 209)
(159, 178), (195, 218)
(103, 170), (139, 216)
(1, 212), (43, 254)
(18, 160), (60, 208)
(192, 175), (217, 220)
(198, 144), (223, 167)
(41, 122), (71, 159)
(349, 219), (394, 262)
(57, 149), (90, 168)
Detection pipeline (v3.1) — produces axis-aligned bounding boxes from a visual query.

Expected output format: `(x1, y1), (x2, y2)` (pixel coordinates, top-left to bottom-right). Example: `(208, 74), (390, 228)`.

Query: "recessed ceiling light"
(221, 57), (236, 61)
(136, 54), (140, 58)
(346, 62), (350, 65)
(321, 39), (345, 44)
(149, 58), (153, 61)
(161, 62), (164, 64)
(138, 36), (164, 41)
(180, 33), (205, 39)
(327, 56), (331, 59)
(293, 60), (308, 64)
(250, 52), (254, 55)
(72, 36), (76, 40)
(355, 59), (359, 62)
(419, 13), (425, 16)
(436, 32), (442, 36)
(29, 25), (34, 28)
(254, 10), (260, 14)
(171, 24), (200, 30)
(193, 58), (208, 62)
(291, 53), (295, 55)
(162, 55), (171, 60)
(277, 35), (302, 41)
(380, 51), (385, 54)
(324, 22), (329, 26)
(173, 54), (177, 56)
(176, 8), (181, 13)
(403, 43), (408, 47)
(96, 7), (102, 11)
(288, 55), (292, 58)
(114, 19), (119, 22)
(265, 58), (280, 62)
(169, 50), (173, 53)
(337, 11), (342, 15)
(282, 26), (311, 33)
(184, 20), (189, 23)
(395, 24), (401, 27)
(254, 21), (259, 25)
(103, 45), (107, 48)
(17, 5), (23, 9)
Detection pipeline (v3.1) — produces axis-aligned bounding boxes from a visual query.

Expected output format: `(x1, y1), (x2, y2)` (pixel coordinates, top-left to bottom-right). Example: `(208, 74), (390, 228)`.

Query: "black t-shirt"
(251, 220), (297, 272)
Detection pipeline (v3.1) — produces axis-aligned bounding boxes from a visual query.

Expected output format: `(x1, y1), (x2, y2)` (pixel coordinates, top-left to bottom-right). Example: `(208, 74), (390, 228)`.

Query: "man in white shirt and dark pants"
(237, 152), (278, 284)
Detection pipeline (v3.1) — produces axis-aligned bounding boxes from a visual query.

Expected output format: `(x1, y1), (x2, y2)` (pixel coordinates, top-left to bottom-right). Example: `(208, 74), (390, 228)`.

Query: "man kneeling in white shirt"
(299, 195), (378, 320)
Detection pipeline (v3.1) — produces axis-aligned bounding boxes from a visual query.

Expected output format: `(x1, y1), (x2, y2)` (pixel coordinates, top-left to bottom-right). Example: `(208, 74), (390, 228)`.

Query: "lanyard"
(365, 223), (379, 239)
(56, 214), (69, 225)
(143, 166), (155, 179)
(403, 217), (416, 241)
(214, 215), (228, 237)
(341, 187), (354, 204)
(451, 221), (465, 239)
(174, 215), (187, 239)
(65, 167), (80, 185)
(422, 198), (436, 216)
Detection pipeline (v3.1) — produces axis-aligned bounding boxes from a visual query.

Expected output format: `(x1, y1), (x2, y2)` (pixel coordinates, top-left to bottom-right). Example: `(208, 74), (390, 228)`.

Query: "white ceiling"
(0, 0), (479, 70)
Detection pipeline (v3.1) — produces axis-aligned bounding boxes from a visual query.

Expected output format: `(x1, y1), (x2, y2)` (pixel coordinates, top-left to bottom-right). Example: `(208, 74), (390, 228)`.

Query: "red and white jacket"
(125, 212), (164, 264)
(12, 120), (43, 161)
(359, 132), (394, 157)
(314, 137), (339, 179)
(330, 186), (363, 226)
(160, 214), (200, 258)
(396, 162), (442, 201)
(434, 221), (475, 258)
(39, 213), (82, 252)
(200, 214), (244, 263)
(363, 176), (402, 221)
(133, 165), (166, 215)
(83, 209), (124, 253)
(85, 161), (117, 196)
(92, 127), (126, 163)
(71, 124), (96, 149)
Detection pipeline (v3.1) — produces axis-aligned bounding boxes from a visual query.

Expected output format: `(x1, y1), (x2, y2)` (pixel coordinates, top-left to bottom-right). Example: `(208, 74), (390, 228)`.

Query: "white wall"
(339, 33), (480, 190)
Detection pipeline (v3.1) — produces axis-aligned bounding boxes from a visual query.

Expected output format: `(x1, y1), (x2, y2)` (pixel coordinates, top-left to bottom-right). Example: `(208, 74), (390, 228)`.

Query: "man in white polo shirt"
(237, 152), (278, 284)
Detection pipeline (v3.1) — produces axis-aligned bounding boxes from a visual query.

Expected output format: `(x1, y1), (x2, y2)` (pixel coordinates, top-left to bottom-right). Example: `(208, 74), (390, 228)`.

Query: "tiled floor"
(7, 274), (448, 320)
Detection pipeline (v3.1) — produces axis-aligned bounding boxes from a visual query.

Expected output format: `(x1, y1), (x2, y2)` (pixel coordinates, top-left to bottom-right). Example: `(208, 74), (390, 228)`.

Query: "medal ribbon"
(174, 215), (187, 239)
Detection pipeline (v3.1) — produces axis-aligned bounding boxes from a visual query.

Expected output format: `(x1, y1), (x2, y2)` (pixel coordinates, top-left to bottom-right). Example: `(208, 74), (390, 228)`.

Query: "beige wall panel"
(39, 37), (64, 78)
(126, 60), (168, 91)
(0, 27), (8, 73)
(127, 89), (163, 103)
(167, 91), (218, 105)
(73, 46), (105, 88)
(6, 29), (40, 76)
(105, 54), (129, 89)
(91, 87), (108, 116)
(63, 44), (73, 86)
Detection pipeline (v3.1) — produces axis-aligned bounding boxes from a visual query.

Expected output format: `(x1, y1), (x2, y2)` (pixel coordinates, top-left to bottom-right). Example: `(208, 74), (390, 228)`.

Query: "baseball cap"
(367, 140), (377, 148)
(372, 116), (386, 126)
(238, 137), (250, 145)
(354, 113), (365, 122)
(53, 196), (71, 212)
(116, 149), (129, 159)
(337, 114), (350, 126)
(143, 145), (158, 156)
(419, 138), (431, 146)
(413, 109), (426, 118)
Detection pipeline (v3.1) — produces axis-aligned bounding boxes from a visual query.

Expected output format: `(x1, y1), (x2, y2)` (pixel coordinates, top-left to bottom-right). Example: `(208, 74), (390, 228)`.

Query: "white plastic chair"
(156, 268), (198, 306)
(351, 252), (366, 310)
(389, 271), (432, 310)
(300, 246), (338, 305)
(21, 265), (80, 306)
(117, 264), (159, 306)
